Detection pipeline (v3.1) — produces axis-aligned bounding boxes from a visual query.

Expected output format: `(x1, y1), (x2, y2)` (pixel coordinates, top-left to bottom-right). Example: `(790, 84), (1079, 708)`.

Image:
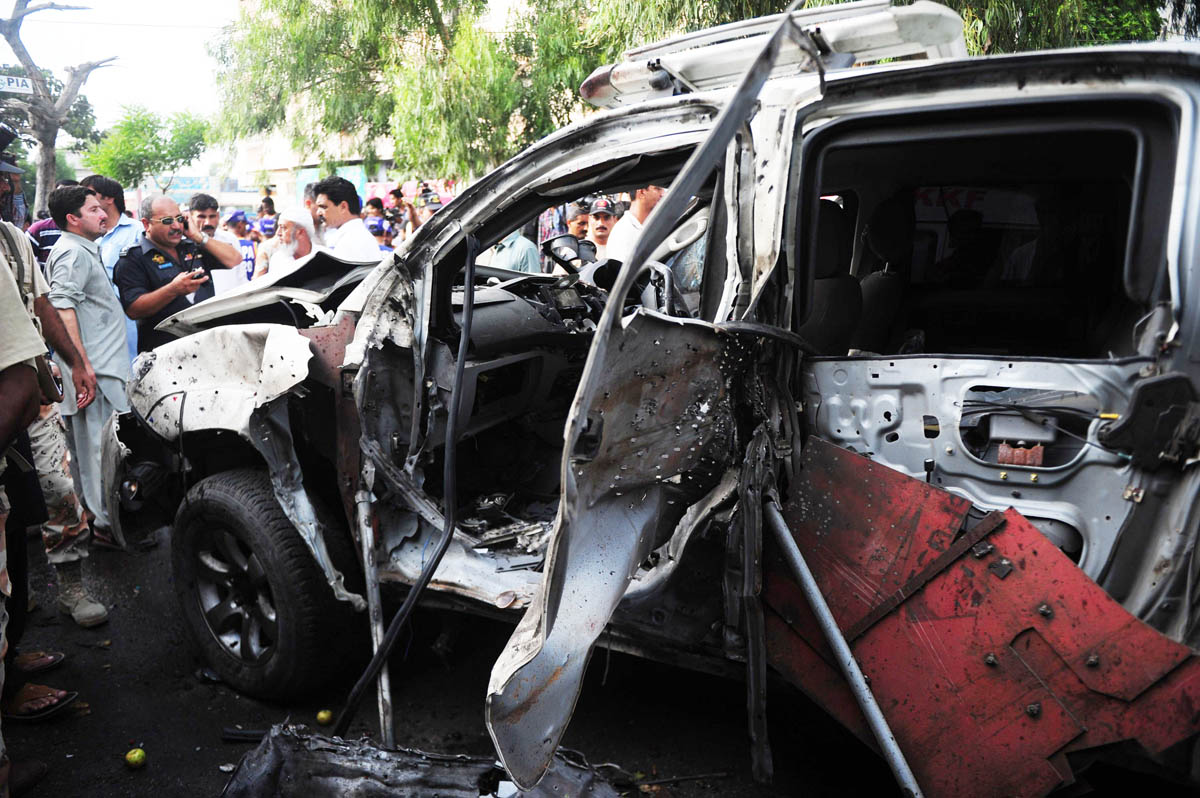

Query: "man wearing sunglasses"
(112, 194), (240, 353)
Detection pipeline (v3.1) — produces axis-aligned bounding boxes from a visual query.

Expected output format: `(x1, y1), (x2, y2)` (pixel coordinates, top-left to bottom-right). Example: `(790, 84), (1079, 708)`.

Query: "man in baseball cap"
(224, 210), (256, 281)
(586, 197), (617, 260)
(365, 216), (393, 253)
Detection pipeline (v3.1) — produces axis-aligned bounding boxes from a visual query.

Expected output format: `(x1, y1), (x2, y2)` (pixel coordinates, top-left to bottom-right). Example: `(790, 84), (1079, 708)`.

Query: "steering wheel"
(580, 258), (690, 317)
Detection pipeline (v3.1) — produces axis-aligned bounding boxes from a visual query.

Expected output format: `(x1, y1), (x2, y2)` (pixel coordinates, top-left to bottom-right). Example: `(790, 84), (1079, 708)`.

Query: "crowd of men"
(0, 164), (450, 794)
(0, 153), (667, 792)
(499, 184), (667, 274)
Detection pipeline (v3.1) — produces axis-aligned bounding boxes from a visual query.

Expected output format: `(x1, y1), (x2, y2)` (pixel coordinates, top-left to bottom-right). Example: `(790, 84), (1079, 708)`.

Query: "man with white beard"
(253, 207), (318, 278)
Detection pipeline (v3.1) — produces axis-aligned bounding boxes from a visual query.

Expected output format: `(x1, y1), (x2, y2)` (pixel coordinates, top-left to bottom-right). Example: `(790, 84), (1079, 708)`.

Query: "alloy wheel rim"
(194, 525), (278, 663)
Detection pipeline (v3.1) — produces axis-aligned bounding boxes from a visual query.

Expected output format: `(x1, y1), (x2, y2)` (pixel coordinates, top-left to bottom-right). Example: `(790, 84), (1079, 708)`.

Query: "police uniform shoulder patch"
(119, 246), (132, 257)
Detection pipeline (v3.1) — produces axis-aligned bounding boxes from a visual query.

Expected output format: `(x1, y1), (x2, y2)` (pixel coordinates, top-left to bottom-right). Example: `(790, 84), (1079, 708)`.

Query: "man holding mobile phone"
(113, 194), (241, 353)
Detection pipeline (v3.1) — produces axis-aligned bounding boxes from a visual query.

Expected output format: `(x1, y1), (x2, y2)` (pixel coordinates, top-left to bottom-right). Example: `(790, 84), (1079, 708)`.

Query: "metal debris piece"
(764, 438), (1200, 797)
(220, 724), (621, 798)
(997, 443), (1044, 467)
(988, 558), (1014, 580)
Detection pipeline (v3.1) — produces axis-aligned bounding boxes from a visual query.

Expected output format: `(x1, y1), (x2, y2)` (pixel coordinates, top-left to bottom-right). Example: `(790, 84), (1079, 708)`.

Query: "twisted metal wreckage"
(101, 2), (1200, 795)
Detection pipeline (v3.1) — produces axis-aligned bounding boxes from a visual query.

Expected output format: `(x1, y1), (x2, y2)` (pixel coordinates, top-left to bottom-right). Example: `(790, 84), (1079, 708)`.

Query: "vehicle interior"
(792, 99), (1178, 358)
(409, 154), (725, 554)
(787, 98), (1183, 576)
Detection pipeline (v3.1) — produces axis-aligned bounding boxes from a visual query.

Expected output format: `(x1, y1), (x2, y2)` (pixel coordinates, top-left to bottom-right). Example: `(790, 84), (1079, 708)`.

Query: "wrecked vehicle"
(107, 1), (1200, 794)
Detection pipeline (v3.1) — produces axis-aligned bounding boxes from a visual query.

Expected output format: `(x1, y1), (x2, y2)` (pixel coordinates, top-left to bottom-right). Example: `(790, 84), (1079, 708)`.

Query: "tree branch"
(0, 28), (50, 102)
(0, 1), (94, 110)
(423, 0), (452, 51)
(53, 55), (114, 116)
(10, 2), (88, 23)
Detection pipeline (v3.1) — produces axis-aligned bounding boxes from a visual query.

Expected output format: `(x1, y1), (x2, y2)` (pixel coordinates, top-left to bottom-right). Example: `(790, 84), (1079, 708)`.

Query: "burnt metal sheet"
(486, 313), (739, 788)
(487, 6), (815, 786)
(765, 438), (1200, 797)
(299, 316), (361, 522)
(123, 324), (364, 610)
(248, 399), (366, 611)
(221, 724), (621, 797)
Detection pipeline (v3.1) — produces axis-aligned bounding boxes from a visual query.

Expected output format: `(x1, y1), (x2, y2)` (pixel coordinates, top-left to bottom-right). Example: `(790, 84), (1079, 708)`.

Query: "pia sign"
(0, 76), (32, 95)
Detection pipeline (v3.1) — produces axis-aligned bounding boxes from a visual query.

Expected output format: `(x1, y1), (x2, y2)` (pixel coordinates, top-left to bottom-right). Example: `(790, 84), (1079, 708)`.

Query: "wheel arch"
(122, 324), (366, 611)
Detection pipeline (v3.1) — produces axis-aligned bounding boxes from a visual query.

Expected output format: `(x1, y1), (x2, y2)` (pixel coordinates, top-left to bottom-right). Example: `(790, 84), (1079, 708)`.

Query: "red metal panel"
(779, 438), (972, 635)
(300, 317), (361, 523)
(765, 437), (1200, 797)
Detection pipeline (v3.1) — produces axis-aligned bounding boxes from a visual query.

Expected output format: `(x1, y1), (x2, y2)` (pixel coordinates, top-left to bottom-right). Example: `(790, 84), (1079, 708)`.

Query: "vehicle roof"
(582, 0), (1200, 111)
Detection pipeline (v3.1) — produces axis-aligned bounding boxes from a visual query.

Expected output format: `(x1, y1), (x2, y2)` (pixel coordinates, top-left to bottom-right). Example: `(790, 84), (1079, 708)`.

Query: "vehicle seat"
(850, 194), (914, 353)
(796, 199), (861, 354)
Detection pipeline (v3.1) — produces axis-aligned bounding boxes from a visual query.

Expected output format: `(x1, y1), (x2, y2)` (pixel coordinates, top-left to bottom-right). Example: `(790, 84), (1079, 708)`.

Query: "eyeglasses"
(155, 215), (186, 226)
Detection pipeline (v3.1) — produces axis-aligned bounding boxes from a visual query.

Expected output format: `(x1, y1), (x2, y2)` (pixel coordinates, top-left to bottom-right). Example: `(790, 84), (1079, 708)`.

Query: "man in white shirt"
(254, 207), (318, 278)
(189, 193), (248, 294)
(606, 185), (665, 263)
(312, 176), (384, 263)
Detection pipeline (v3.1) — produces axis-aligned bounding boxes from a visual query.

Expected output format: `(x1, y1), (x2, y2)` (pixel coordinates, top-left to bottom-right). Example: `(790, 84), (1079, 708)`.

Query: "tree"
(933, 0), (1164, 53)
(1166, 0), (1199, 39)
(13, 140), (72, 212)
(214, 0), (1169, 180)
(1078, 0), (1164, 43)
(85, 107), (209, 191)
(0, 64), (98, 147)
(214, 0), (786, 179)
(213, 0), (486, 173)
(0, 1), (114, 213)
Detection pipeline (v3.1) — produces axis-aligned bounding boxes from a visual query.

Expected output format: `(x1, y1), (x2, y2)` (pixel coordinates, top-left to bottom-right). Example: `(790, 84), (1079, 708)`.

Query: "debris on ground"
(221, 724), (623, 797)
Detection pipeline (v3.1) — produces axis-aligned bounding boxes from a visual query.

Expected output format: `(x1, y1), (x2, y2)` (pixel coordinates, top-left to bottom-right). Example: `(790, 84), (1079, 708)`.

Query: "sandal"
(13, 650), (64, 675)
(1, 683), (78, 723)
(91, 527), (122, 551)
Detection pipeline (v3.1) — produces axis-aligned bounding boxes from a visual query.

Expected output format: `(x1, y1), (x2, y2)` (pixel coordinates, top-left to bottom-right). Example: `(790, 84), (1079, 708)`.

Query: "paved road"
(8, 530), (900, 797)
(7, 529), (1188, 797)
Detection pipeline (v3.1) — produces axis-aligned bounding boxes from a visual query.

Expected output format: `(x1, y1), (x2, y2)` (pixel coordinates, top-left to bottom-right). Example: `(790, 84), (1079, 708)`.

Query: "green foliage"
(1079, 0), (1164, 42)
(85, 107), (209, 191)
(215, 0), (788, 179)
(213, 0), (1168, 180)
(213, 0), (485, 161)
(389, 17), (525, 177)
(932, 0), (1161, 53)
(0, 63), (98, 147)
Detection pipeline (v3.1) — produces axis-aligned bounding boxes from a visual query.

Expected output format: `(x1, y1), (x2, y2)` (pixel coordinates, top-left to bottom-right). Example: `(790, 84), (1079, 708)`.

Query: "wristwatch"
(199, 232), (210, 245)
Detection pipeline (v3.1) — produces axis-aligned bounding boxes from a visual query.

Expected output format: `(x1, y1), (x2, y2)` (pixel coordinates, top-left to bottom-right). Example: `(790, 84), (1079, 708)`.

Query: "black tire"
(172, 468), (350, 700)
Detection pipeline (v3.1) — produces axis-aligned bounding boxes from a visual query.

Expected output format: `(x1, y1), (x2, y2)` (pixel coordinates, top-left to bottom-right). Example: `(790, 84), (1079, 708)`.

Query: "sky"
(10, 0), (240, 131)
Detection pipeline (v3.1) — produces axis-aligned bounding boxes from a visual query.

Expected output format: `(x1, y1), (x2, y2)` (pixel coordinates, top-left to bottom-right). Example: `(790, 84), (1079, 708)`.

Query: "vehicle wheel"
(172, 468), (349, 700)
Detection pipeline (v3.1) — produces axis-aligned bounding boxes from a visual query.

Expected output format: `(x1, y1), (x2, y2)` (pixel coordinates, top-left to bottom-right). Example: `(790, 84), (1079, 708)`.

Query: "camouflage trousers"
(28, 405), (89, 564)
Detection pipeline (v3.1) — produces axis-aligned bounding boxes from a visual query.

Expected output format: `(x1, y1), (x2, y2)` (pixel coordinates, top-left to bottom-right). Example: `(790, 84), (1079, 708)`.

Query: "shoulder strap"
(0, 221), (26, 304)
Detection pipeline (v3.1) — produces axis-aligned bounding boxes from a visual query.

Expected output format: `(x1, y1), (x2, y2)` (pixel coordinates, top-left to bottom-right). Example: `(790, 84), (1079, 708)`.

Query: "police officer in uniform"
(113, 194), (241, 353)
